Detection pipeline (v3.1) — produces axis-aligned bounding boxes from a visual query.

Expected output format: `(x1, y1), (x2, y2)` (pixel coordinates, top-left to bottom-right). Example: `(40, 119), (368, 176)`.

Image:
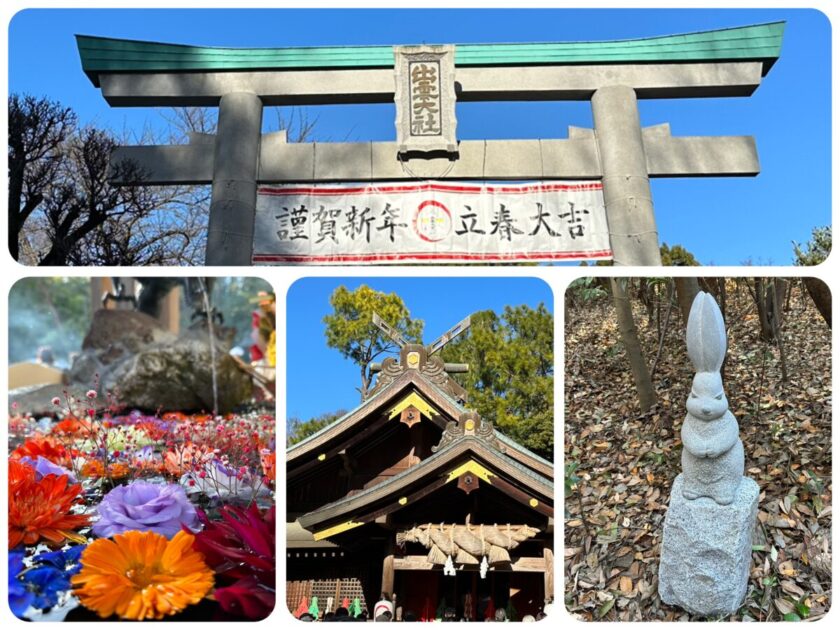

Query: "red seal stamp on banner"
(413, 200), (452, 242)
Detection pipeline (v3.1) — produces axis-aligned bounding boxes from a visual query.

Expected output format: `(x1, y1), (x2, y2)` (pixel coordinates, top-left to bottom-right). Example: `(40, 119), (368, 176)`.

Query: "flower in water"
(181, 460), (270, 502)
(9, 551), (33, 618)
(11, 436), (70, 466)
(131, 445), (164, 473)
(74, 425), (154, 453)
(19, 455), (77, 482)
(164, 444), (213, 477)
(80, 459), (130, 480)
(9, 460), (90, 549)
(191, 504), (275, 619)
(72, 530), (214, 620)
(52, 417), (96, 437)
(13, 545), (86, 615)
(94, 480), (198, 539)
(260, 449), (276, 483)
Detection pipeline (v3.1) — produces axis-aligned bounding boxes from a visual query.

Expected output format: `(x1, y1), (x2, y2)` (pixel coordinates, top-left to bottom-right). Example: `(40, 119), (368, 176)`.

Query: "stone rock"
(13, 310), (251, 416)
(102, 331), (251, 414)
(82, 309), (178, 357)
(658, 473), (759, 616)
(9, 383), (68, 417)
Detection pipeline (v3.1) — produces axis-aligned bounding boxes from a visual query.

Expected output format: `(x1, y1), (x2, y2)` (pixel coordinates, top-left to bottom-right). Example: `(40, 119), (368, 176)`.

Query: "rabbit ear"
(686, 291), (726, 372)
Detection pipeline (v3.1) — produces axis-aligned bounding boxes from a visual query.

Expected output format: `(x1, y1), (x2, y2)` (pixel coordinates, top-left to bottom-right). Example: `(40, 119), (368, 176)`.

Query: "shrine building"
(286, 337), (553, 620)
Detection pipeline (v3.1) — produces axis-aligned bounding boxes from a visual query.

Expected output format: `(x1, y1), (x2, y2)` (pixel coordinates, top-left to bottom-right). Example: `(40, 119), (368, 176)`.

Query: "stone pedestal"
(658, 474), (759, 617)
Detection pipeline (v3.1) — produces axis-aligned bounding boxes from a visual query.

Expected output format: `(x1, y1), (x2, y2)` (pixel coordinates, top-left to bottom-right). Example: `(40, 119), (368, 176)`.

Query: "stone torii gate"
(75, 22), (784, 266)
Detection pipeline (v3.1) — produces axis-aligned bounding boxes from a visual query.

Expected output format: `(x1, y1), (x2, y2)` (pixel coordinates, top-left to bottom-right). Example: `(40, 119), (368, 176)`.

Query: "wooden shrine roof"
(286, 367), (553, 480)
(297, 433), (554, 538)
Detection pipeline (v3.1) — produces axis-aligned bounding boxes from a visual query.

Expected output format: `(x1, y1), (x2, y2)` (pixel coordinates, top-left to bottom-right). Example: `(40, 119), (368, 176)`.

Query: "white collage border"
(0, 1), (836, 627)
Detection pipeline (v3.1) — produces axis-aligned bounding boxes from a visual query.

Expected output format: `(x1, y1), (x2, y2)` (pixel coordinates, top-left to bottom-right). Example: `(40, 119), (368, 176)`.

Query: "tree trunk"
(636, 278), (656, 327)
(675, 277), (701, 326)
(610, 278), (657, 411)
(803, 277), (832, 328)
(359, 364), (371, 401)
(755, 278), (787, 342)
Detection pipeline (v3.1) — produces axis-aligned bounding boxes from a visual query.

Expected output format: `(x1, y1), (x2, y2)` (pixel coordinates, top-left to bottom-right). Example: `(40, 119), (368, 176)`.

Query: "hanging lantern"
(480, 555), (489, 579)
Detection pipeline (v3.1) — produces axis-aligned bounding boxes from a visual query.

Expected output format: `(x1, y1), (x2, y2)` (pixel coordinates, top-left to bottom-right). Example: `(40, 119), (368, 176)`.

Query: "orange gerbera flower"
(260, 450), (276, 482)
(80, 460), (131, 480)
(11, 436), (70, 466)
(8, 459), (90, 549)
(52, 417), (96, 436)
(163, 444), (212, 477)
(72, 530), (214, 620)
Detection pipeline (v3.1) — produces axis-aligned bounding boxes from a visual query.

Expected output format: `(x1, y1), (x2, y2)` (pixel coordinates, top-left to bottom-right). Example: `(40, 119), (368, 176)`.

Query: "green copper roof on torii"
(77, 22), (784, 86)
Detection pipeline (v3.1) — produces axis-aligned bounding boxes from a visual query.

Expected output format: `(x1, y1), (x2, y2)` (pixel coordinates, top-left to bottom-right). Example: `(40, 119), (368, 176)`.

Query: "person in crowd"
(373, 592), (395, 621)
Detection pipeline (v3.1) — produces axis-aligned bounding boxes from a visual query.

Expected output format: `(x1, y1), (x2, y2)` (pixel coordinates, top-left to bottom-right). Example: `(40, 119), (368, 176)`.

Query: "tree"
(287, 409), (348, 447)
(659, 242), (699, 266)
(794, 226), (831, 328)
(8, 94), (75, 261)
(610, 278), (656, 412)
(440, 305), (554, 459)
(323, 285), (423, 399)
(9, 94), (205, 265)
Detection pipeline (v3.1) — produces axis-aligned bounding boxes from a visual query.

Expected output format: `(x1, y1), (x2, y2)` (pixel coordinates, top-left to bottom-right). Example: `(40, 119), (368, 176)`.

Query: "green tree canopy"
(323, 285), (423, 398)
(440, 304), (554, 460)
(659, 242), (699, 266)
(287, 409), (349, 447)
(793, 226), (831, 266)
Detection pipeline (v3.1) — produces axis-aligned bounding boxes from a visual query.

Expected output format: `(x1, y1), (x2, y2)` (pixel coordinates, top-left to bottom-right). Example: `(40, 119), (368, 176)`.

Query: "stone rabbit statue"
(660, 291), (758, 616)
(680, 292), (744, 505)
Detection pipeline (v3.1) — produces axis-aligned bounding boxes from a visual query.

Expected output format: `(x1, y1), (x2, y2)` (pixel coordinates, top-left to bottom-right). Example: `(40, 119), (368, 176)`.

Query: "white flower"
(180, 460), (270, 501)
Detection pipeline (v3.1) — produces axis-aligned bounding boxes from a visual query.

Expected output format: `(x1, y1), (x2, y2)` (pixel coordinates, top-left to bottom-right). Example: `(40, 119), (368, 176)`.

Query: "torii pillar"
(205, 92), (263, 266)
(592, 85), (661, 266)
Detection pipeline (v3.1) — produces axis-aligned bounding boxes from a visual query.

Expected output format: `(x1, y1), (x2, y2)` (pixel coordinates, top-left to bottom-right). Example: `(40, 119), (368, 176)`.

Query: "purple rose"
(93, 480), (198, 539)
(20, 456), (76, 482)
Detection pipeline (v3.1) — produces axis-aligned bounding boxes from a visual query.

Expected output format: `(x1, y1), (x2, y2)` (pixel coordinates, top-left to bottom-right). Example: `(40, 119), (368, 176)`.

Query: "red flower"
(213, 576), (275, 620)
(11, 436), (70, 466)
(52, 417), (96, 437)
(8, 460), (89, 549)
(260, 450), (276, 483)
(190, 504), (275, 619)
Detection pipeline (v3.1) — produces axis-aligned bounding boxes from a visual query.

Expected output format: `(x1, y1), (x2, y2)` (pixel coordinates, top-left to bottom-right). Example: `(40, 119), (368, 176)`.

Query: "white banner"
(252, 181), (612, 264)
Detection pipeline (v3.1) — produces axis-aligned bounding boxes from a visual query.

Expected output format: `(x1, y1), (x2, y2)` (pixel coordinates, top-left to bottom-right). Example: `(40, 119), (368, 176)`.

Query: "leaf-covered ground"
(564, 281), (831, 621)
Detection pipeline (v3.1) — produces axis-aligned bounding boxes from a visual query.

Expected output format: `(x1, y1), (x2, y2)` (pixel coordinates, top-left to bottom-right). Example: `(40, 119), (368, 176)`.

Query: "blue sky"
(285, 277), (553, 421)
(7, 8), (831, 265)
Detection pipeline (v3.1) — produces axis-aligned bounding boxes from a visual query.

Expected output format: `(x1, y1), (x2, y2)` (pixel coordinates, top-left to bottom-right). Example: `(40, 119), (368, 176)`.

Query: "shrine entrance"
(395, 569), (544, 621)
(76, 22), (784, 266)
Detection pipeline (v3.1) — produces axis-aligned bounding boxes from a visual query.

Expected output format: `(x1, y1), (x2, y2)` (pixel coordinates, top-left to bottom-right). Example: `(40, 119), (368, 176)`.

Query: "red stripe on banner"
(251, 250), (613, 263)
(258, 182), (603, 197)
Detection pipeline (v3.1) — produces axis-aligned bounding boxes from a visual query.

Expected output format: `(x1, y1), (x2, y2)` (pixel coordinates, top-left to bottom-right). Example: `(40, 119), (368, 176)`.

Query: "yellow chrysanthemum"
(72, 530), (214, 620)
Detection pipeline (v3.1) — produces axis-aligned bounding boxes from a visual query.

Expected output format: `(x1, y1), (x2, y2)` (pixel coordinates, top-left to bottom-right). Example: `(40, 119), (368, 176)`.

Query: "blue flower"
(9, 545), (87, 617)
(21, 566), (71, 610)
(33, 545), (85, 572)
(9, 551), (33, 619)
